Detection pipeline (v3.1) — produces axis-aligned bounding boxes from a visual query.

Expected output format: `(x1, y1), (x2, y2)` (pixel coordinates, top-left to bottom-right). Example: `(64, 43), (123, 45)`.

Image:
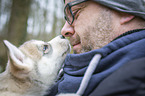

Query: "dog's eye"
(43, 43), (50, 54)
(43, 45), (48, 51)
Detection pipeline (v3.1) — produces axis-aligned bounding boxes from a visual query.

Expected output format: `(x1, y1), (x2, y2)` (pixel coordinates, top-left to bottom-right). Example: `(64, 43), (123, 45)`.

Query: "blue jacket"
(47, 29), (145, 96)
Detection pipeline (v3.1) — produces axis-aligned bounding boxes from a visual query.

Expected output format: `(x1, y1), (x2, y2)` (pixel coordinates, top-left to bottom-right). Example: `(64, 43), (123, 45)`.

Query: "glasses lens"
(64, 4), (73, 25)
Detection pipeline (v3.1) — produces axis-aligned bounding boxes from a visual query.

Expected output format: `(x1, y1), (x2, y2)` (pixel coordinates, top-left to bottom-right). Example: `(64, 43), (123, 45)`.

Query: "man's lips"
(72, 42), (81, 47)
(72, 42), (81, 50)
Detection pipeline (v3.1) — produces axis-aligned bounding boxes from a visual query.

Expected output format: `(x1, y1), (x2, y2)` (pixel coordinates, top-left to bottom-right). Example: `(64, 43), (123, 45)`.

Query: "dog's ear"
(3, 40), (31, 78)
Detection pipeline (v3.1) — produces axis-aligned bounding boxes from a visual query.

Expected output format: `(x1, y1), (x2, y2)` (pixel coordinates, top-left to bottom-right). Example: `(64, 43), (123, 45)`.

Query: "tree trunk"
(7, 0), (31, 46)
(0, 0), (32, 72)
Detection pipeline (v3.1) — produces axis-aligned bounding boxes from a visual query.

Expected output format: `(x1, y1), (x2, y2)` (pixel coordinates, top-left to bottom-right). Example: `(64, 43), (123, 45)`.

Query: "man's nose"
(61, 21), (75, 37)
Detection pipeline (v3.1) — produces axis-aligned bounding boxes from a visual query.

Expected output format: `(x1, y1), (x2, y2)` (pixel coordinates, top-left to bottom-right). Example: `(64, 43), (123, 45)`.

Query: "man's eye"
(72, 8), (81, 19)
(73, 10), (79, 16)
(73, 10), (79, 15)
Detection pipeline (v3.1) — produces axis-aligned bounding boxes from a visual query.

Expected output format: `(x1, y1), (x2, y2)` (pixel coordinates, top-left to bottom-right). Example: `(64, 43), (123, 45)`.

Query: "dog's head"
(3, 35), (70, 86)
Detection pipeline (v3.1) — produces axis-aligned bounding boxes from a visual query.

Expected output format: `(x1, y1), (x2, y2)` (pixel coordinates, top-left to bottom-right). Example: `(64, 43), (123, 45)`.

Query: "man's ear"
(120, 13), (135, 25)
(3, 40), (31, 78)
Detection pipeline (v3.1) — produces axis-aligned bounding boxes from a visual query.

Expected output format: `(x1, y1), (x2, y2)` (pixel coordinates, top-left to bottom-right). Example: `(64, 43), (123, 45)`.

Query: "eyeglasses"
(64, 0), (88, 25)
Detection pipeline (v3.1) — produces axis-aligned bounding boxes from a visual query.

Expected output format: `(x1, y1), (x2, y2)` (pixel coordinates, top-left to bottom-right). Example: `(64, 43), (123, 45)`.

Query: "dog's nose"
(60, 35), (65, 39)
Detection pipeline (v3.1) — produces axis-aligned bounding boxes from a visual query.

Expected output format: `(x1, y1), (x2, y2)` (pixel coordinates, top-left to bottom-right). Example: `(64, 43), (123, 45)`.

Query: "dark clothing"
(90, 57), (145, 96)
(47, 29), (145, 96)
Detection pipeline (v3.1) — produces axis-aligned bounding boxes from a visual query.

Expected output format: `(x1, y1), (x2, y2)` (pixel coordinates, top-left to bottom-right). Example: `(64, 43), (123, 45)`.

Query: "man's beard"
(81, 45), (93, 53)
(74, 39), (94, 54)
(73, 8), (113, 54)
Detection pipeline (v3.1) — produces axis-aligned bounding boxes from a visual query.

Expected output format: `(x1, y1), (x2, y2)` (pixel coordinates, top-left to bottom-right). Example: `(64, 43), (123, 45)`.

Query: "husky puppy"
(0, 35), (70, 96)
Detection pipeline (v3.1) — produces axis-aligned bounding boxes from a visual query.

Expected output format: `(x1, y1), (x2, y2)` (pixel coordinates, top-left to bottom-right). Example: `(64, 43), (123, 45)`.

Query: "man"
(46, 0), (145, 96)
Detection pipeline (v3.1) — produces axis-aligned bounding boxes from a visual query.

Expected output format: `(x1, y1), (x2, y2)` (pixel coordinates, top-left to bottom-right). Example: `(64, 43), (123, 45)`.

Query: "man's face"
(61, 0), (116, 54)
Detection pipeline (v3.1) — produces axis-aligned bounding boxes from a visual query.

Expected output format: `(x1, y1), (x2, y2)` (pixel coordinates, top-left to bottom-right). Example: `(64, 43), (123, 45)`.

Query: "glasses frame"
(64, 0), (88, 25)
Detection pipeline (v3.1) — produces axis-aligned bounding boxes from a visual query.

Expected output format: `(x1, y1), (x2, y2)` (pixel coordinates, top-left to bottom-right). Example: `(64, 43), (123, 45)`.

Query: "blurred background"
(0, 0), (65, 72)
